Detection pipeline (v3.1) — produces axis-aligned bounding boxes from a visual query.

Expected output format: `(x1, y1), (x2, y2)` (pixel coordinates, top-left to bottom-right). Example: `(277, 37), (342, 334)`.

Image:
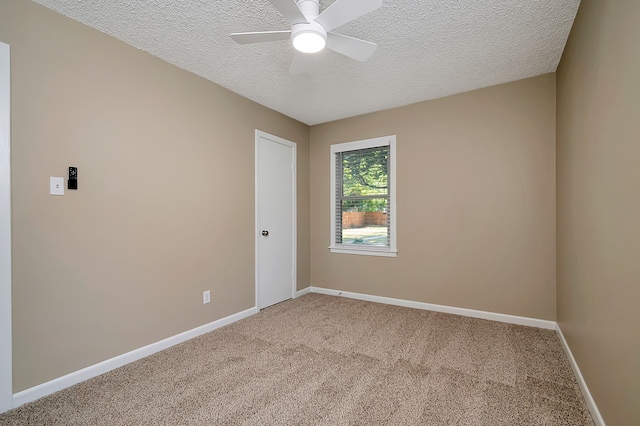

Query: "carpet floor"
(0, 293), (594, 425)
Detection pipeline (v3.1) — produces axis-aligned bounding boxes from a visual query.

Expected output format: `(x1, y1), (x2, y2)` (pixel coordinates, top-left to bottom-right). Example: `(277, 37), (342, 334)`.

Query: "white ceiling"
(32, 0), (580, 125)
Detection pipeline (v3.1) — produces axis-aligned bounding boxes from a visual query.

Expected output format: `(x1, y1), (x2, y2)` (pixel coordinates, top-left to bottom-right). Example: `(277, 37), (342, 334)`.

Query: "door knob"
(262, 230), (269, 236)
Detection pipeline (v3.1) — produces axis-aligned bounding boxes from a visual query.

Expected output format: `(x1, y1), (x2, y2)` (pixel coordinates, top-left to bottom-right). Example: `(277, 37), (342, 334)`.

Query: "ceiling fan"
(231, 0), (382, 73)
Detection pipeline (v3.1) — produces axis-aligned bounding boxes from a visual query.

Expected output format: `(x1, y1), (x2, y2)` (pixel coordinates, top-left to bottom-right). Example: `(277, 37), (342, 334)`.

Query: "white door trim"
(255, 130), (296, 310)
(0, 41), (13, 413)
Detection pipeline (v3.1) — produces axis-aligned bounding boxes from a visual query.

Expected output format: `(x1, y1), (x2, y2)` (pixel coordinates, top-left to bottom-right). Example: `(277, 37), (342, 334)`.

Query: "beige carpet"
(0, 294), (593, 425)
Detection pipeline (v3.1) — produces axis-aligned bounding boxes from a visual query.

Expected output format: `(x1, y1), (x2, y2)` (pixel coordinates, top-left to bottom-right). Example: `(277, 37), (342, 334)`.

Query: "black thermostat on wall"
(68, 166), (77, 190)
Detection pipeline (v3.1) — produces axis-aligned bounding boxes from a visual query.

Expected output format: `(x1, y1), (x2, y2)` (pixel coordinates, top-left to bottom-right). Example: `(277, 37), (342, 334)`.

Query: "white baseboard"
(294, 287), (311, 298)
(308, 287), (556, 330)
(555, 324), (605, 426)
(12, 306), (257, 409)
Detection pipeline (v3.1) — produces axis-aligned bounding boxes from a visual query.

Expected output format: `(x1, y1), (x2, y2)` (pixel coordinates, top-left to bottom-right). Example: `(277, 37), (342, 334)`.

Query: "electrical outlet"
(203, 290), (210, 304)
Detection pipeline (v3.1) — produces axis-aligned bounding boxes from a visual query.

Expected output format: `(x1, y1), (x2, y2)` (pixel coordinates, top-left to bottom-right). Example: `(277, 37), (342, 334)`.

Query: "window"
(330, 136), (397, 257)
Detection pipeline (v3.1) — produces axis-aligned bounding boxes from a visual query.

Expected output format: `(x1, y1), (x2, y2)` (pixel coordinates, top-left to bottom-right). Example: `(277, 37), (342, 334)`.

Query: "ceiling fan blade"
(231, 31), (292, 44)
(268, 0), (309, 25)
(315, 0), (382, 32)
(326, 32), (377, 61)
(290, 51), (320, 74)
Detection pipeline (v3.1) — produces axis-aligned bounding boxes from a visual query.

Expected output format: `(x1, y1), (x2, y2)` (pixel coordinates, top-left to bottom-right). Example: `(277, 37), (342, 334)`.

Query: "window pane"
(341, 198), (389, 246)
(331, 136), (396, 256)
(342, 147), (388, 197)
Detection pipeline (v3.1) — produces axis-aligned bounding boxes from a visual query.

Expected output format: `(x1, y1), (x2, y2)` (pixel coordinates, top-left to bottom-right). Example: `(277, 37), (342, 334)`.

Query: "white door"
(255, 130), (296, 309)
(0, 41), (12, 413)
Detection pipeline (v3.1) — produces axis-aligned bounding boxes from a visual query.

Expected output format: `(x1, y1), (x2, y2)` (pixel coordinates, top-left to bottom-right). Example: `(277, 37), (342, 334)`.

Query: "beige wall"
(310, 75), (557, 320)
(0, 0), (309, 392)
(556, 0), (640, 424)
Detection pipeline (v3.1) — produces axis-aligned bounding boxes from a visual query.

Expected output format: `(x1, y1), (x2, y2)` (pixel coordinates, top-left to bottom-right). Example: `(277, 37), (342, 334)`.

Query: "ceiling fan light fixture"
(293, 31), (326, 53)
(291, 20), (327, 54)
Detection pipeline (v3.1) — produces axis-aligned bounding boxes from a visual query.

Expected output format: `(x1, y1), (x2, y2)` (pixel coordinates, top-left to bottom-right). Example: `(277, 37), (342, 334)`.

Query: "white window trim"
(329, 135), (397, 257)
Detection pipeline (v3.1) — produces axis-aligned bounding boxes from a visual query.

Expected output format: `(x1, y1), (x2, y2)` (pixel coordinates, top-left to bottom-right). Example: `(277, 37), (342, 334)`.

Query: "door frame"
(0, 41), (12, 413)
(254, 130), (296, 310)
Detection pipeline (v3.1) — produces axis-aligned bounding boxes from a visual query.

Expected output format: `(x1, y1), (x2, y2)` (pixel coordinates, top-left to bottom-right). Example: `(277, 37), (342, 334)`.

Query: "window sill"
(329, 246), (398, 258)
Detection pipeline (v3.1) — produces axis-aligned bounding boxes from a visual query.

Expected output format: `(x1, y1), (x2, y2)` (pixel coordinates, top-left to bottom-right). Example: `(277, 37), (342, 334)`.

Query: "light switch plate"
(50, 177), (64, 196)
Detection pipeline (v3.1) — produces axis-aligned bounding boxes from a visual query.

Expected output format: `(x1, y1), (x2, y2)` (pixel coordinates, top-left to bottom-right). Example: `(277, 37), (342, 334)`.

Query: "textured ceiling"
(32, 0), (580, 125)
